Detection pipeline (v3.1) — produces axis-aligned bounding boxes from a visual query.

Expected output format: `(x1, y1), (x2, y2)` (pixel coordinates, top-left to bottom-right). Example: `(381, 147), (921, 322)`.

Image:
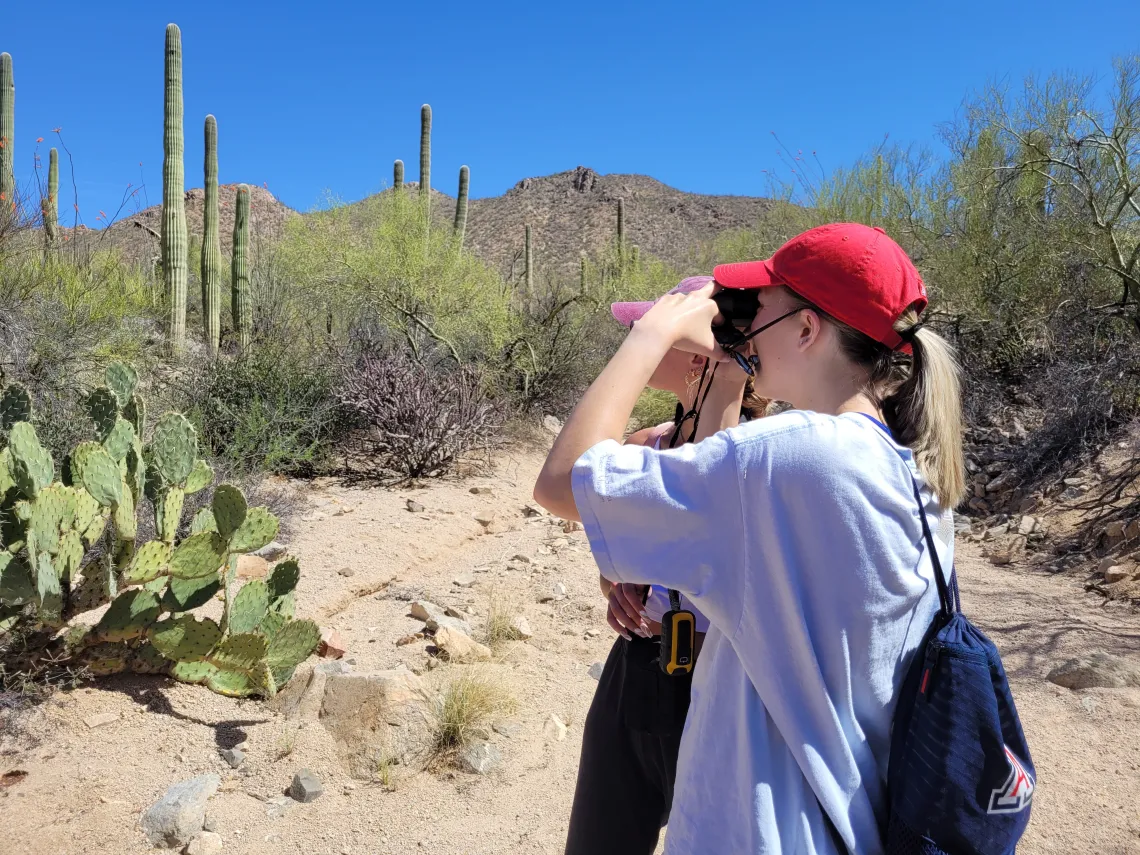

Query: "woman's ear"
(797, 309), (822, 350)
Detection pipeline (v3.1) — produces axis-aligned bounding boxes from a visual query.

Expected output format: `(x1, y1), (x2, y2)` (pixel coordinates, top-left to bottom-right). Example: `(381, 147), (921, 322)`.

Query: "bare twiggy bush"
(339, 337), (500, 482)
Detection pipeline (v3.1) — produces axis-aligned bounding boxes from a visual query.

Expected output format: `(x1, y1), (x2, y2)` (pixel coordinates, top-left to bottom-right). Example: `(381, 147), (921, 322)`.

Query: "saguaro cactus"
(43, 148), (59, 246)
(617, 197), (625, 256)
(161, 24), (188, 354)
(0, 53), (14, 214)
(232, 185), (251, 353)
(454, 165), (469, 248)
(200, 115), (221, 355)
(419, 104), (431, 211)
(393, 159), (404, 191)
(524, 224), (533, 296)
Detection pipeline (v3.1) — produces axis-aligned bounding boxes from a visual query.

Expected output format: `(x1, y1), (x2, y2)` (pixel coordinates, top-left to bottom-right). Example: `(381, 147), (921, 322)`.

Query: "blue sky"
(4, 0), (1139, 226)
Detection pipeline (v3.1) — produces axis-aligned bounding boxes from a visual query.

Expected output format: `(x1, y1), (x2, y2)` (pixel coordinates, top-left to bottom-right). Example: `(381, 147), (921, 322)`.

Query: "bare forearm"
(533, 328), (671, 520)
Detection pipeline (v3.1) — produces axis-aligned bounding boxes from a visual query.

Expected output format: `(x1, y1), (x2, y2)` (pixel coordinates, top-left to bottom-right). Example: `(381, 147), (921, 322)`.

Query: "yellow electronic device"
(660, 589), (696, 676)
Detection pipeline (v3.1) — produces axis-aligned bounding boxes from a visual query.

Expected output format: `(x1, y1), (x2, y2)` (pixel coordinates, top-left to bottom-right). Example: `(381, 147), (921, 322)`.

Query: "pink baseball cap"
(610, 276), (713, 328)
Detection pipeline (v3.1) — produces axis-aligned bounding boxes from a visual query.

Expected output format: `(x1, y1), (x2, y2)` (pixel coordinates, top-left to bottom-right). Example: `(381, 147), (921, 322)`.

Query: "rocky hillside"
(89, 185), (296, 271)
(96, 168), (770, 279)
(424, 166), (773, 280)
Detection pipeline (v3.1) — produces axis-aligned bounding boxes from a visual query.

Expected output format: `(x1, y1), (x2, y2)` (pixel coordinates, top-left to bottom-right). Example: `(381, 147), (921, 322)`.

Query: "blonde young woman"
(565, 277), (771, 855)
(535, 224), (965, 854)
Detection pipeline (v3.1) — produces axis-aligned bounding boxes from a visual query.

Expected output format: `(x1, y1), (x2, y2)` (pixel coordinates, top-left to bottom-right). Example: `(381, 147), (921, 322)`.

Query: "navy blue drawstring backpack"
(885, 477), (1036, 854)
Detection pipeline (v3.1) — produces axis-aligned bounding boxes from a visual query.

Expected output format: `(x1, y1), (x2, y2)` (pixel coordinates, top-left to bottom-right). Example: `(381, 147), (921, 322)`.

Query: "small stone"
(552, 582), (568, 599)
(473, 512), (495, 528)
(492, 721), (521, 738)
(984, 461), (1005, 475)
(202, 815), (217, 834)
(1106, 521), (1126, 539)
(289, 768), (324, 803)
(510, 554), (531, 565)
(84, 712), (120, 729)
(444, 605), (472, 620)
(235, 555), (269, 580)
(1098, 556), (1119, 576)
(562, 520), (583, 534)
(406, 499), (424, 514)
(253, 541), (288, 561)
(587, 662), (605, 681)
(1104, 565), (1130, 583)
(469, 486), (494, 495)
(1062, 477), (1085, 487)
(453, 573), (477, 588)
(140, 774), (221, 848)
(185, 831), (223, 855)
(395, 635), (419, 647)
(585, 628), (600, 638)
(433, 627), (492, 663)
(1017, 516), (1036, 536)
(522, 504), (545, 518)
(542, 415), (563, 435)
(1019, 496), (1039, 514)
(337, 567), (355, 578)
(509, 615), (533, 640)
(318, 629), (347, 660)
(1081, 696), (1097, 713)
(265, 795), (291, 818)
(1126, 521), (1140, 542)
(459, 742), (502, 775)
(544, 713), (568, 742)
(219, 747), (245, 769)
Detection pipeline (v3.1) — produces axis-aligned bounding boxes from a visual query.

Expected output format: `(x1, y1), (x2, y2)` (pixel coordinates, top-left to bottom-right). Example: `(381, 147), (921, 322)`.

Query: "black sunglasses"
(719, 308), (801, 376)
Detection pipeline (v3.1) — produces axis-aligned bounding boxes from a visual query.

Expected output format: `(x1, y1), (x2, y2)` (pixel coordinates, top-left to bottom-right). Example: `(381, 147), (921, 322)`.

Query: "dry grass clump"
(429, 672), (515, 765)
(481, 590), (523, 652)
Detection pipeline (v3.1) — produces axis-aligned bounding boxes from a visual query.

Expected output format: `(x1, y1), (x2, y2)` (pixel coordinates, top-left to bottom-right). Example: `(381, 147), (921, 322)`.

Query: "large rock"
(139, 774), (220, 848)
(410, 600), (446, 622)
(289, 768), (324, 803)
(1047, 653), (1140, 690)
(235, 555), (268, 580)
(459, 742), (501, 775)
(252, 540), (288, 561)
(426, 614), (473, 637)
(318, 667), (436, 777)
(434, 627), (492, 663)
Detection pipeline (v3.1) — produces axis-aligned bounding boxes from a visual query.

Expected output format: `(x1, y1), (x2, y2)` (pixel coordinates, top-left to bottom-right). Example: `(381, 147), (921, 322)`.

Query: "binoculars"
(711, 287), (759, 347)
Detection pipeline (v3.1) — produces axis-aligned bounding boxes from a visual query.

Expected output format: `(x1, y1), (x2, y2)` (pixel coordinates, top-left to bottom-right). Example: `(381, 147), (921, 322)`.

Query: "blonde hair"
(783, 292), (967, 506)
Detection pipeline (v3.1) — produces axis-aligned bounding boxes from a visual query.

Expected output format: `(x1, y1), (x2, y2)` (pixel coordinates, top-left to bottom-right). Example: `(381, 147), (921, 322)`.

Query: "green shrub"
(179, 346), (347, 476)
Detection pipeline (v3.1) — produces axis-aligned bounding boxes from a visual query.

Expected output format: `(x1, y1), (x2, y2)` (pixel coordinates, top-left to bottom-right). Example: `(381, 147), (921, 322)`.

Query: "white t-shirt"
(643, 426), (711, 632)
(571, 411), (952, 855)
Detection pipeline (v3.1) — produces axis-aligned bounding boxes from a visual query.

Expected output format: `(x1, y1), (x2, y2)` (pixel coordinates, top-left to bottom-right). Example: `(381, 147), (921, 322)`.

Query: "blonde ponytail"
(882, 313), (967, 507)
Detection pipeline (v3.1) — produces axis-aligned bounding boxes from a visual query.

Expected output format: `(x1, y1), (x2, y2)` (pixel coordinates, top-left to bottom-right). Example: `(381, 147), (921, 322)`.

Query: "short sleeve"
(570, 431), (746, 632)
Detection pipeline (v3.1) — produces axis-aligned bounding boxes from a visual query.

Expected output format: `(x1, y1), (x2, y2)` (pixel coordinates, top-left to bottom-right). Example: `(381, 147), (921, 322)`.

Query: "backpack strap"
(908, 477), (959, 617)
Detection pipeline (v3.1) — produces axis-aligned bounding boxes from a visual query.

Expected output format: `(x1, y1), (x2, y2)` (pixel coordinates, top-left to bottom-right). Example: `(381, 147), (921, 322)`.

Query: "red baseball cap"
(712, 223), (927, 351)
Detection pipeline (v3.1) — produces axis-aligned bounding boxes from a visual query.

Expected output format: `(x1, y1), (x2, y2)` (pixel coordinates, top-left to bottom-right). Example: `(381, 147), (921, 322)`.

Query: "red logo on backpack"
(988, 745), (1035, 814)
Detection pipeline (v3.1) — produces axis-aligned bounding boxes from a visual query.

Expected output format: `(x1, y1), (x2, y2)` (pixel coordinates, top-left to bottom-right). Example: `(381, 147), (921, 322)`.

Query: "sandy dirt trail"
(2, 448), (1138, 854)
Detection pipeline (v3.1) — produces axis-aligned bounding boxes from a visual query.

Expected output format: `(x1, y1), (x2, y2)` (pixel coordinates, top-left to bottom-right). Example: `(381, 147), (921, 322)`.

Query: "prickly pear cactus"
(0, 361), (320, 699)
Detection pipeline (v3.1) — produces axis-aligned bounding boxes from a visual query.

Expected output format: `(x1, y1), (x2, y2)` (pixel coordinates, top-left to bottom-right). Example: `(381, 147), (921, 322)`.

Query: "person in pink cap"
(565, 276), (768, 855)
(535, 224), (967, 854)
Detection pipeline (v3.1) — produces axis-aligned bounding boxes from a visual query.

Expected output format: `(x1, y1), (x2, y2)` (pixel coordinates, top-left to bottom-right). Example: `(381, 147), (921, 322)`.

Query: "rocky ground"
(2, 446), (1140, 855)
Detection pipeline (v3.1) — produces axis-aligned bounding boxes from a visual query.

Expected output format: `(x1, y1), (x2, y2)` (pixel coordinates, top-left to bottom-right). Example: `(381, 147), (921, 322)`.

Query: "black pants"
(565, 634), (694, 855)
